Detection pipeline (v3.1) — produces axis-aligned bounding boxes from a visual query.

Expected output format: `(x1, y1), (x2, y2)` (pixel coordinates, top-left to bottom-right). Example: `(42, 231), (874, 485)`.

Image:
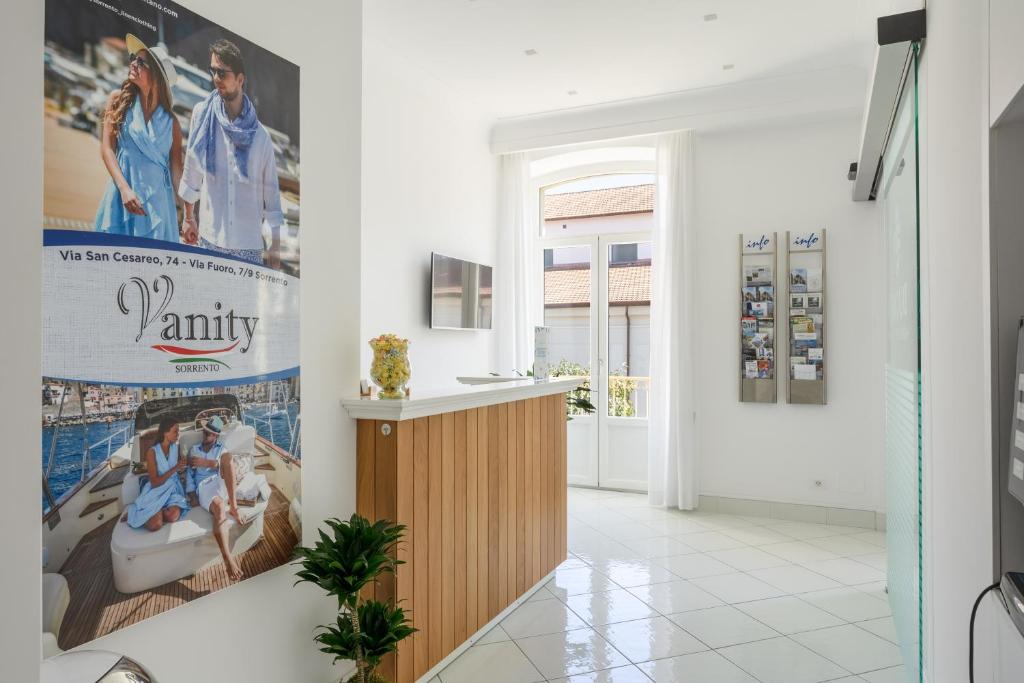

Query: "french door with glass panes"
(541, 234), (651, 491)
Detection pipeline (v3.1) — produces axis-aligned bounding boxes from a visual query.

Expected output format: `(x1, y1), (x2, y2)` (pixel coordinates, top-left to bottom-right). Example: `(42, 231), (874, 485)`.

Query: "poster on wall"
(41, 0), (301, 650)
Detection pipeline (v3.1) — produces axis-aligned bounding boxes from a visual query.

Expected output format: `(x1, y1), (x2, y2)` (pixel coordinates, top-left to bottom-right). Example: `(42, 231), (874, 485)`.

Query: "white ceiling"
(364, 0), (901, 121)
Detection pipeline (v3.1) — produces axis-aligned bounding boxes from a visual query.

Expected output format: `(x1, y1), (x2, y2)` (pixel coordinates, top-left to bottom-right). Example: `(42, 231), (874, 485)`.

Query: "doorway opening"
(539, 173), (653, 491)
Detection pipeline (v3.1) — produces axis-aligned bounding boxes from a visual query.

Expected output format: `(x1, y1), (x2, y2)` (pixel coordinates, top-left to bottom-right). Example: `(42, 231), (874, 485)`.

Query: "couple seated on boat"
(123, 415), (246, 580)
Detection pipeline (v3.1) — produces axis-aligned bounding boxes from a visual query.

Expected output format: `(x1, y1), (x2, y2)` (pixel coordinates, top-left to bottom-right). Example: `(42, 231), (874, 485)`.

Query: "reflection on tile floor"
(433, 487), (903, 683)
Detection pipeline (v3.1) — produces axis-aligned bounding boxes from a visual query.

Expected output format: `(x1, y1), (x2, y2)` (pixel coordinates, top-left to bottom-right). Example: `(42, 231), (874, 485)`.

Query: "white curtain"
(648, 130), (699, 510)
(496, 153), (538, 375)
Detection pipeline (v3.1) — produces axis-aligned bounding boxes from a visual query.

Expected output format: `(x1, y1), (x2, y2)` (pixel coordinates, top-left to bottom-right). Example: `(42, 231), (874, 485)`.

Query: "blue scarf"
(188, 90), (259, 181)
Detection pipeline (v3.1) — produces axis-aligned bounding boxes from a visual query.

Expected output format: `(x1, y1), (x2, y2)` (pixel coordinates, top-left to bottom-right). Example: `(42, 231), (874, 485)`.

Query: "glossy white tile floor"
(431, 488), (904, 683)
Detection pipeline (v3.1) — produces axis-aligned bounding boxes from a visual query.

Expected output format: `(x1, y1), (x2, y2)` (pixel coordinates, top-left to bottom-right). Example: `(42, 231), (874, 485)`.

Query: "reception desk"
(341, 378), (579, 682)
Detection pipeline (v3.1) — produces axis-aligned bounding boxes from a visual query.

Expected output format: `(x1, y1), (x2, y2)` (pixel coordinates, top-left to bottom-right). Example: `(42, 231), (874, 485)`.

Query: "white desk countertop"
(340, 377), (582, 421)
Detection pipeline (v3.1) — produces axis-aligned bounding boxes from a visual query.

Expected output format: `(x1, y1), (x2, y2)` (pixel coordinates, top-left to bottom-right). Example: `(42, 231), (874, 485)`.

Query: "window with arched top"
(532, 146), (654, 491)
(541, 173), (655, 239)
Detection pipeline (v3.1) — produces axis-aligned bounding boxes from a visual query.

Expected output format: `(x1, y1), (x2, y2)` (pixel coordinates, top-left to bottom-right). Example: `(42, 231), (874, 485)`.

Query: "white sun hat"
(125, 33), (178, 107)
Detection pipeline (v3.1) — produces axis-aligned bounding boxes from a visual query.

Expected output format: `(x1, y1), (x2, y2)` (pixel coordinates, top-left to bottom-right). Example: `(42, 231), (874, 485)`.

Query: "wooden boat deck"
(89, 463), (129, 493)
(78, 498), (117, 518)
(57, 486), (297, 650)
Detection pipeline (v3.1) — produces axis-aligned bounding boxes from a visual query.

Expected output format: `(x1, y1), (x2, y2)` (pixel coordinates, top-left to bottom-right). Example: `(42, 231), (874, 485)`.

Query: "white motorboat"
(41, 393), (302, 653)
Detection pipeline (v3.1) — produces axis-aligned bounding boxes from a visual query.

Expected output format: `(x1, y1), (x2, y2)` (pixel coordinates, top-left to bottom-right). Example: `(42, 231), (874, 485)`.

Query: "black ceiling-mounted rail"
(850, 9), (926, 202)
(878, 9), (927, 46)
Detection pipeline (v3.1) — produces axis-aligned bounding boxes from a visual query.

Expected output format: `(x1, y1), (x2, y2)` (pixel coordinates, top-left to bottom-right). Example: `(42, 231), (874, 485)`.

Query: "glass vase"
(369, 334), (410, 400)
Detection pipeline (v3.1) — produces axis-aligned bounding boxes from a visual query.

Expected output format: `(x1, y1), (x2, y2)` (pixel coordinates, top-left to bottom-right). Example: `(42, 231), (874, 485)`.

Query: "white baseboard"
(565, 486), (887, 533)
(698, 494), (886, 531)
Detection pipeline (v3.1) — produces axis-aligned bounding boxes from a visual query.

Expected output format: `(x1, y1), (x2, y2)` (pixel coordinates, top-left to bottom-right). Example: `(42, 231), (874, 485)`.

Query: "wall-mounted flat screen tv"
(431, 253), (493, 330)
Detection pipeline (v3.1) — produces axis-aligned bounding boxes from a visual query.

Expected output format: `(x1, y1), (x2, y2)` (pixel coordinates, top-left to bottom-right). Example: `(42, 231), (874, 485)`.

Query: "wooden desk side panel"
(412, 417), (430, 676)
(440, 412), (455, 655)
(396, 421), (415, 683)
(427, 415), (443, 666)
(356, 394), (568, 683)
(454, 411), (468, 646)
(464, 409), (479, 636)
(355, 419), (377, 603)
(475, 406), (489, 630)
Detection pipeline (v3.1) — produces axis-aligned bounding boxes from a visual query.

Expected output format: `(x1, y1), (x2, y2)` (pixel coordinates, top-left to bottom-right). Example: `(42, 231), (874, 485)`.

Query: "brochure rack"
(785, 230), (827, 404)
(739, 233), (778, 403)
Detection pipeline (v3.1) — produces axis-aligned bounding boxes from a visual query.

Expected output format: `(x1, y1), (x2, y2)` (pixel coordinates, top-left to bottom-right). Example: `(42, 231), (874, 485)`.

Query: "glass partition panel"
(880, 44), (922, 683)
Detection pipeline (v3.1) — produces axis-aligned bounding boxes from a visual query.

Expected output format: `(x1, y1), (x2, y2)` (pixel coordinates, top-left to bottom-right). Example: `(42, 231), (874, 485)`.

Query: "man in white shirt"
(186, 416), (244, 581)
(179, 39), (282, 269)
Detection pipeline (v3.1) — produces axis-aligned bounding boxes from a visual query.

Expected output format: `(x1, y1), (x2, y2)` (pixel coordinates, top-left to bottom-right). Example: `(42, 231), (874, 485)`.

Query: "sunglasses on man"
(127, 53), (151, 70)
(209, 66), (235, 80)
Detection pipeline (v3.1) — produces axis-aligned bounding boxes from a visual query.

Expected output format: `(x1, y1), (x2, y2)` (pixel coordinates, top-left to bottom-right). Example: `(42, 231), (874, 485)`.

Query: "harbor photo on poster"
(41, 0), (302, 651)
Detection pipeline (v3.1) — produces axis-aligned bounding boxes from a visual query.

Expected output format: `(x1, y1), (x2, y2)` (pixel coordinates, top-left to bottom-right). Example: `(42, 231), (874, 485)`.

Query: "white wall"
(990, 0), (1024, 125)
(360, 36), (499, 390)
(918, 1), (998, 681)
(976, 118), (1024, 683)
(0, 0), (363, 681)
(694, 113), (885, 513)
(2, 2), (44, 680)
(980, 14), (1024, 683)
(917, 0), (994, 679)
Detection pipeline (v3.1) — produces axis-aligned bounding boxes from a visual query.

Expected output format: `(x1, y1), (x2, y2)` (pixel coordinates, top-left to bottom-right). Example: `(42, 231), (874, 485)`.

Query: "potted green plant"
(294, 515), (416, 683)
(498, 365), (597, 419)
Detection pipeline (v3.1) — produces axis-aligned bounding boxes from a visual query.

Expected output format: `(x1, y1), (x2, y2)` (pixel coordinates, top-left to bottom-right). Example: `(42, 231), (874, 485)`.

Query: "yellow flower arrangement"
(369, 333), (410, 400)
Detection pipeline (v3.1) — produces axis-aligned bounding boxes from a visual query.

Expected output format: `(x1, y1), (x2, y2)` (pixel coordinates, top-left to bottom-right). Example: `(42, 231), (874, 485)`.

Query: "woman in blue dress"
(125, 417), (190, 531)
(95, 34), (183, 243)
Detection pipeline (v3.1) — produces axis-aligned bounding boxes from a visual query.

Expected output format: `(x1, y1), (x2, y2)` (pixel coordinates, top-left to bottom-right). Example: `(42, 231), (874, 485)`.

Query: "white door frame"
(538, 231), (651, 491)
(596, 233), (651, 492)
(528, 150), (656, 490)
(539, 234), (601, 487)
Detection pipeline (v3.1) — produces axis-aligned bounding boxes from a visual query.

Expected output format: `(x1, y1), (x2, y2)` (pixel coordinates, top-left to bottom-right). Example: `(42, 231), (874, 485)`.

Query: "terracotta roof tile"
(544, 184), (655, 220)
(544, 263), (650, 306)
(608, 263), (651, 304)
(544, 267), (590, 306)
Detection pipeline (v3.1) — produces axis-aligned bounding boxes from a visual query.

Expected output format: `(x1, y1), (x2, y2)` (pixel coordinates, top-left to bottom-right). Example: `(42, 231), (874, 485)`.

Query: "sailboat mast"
(44, 383), (67, 480)
(77, 382), (91, 480)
